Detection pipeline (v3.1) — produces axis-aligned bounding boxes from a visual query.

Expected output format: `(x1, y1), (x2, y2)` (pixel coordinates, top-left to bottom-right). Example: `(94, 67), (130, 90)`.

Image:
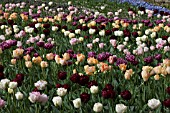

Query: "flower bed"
(0, 0), (170, 112)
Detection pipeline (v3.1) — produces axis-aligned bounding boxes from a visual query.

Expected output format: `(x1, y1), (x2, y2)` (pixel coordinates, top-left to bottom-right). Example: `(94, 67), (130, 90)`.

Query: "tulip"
(52, 96), (62, 107)
(73, 98), (81, 108)
(93, 102), (103, 112)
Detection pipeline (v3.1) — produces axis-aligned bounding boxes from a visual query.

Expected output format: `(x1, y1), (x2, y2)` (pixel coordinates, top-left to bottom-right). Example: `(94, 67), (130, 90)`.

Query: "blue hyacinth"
(110, 0), (170, 13)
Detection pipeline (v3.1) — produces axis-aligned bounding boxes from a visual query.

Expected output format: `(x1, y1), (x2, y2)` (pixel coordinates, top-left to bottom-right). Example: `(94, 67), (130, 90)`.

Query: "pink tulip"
(99, 43), (105, 49)
(38, 94), (48, 103)
(87, 43), (93, 49)
(137, 47), (143, 55)
(156, 43), (163, 49)
(110, 39), (117, 47)
(0, 98), (5, 108)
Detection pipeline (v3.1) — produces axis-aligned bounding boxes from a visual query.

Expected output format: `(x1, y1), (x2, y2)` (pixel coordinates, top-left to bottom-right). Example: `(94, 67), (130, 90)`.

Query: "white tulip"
(41, 3), (45, 7)
(34, 80), (47, 90)
(52, 26), (58, 31)
(93, 102), (103, 112)
(68, 1), (72, 5)
(89, 29), (96, 35)
(69, 33), (75, 38)
(35, 23), (41, 28)
(0, 79), (10, 89)
(64, 31), (70, 36)
(52, 96), (62, 107)
(101, 6), (105, 10)
(124, 37), (129, 42)
(75, 29), (81, 34)
(8, 88), (14, 94)
(168, 37), (170, 43)
(90, 86), (99, 94)
(15, 92), (24, 100)
(115, 104), (127, 113)
(115, 12), (119, 16)
(144, 47), (149, 52)
(141, 35), (148, 42)
(147, 98), (161, 109)
(73, 98), (81, 108)
(48, 2), (53, 6)
(99, 30), (105, 36)
(155, 38), (162, 43)
(9, 82), (18, 89)
(150, 32), (156, 38)
(145, 30), (150, 35)
(57, 88), (67, 96)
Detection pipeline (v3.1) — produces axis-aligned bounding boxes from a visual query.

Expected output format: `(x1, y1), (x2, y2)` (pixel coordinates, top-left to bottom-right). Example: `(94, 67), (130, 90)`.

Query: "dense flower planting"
(0, 0), (170, 112)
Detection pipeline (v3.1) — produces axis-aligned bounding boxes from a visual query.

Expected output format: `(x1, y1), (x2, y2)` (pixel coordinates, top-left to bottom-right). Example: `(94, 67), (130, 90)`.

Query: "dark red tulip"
(87, 80), (98, 88)
(56, 83), (62, 88)
(62, 84), (70, 91)
(132, 32), (138, 37)
(34, 28), (38, 33)
(58, 71), (67, 80)
(65, 61), (73, 66)
(153, 9), (158, 14)
(164, 12), (169, 16)
(160, 11), (164, 16)
(43, 29), (50, 35)
(163, 99), (170, 107)
(84, 36), (89, 39)
(107, 90), (116, 98)
(62, 25), (67, 30)
(128, 8), (134, 12)
(99, 25), (105, 30)
(102, 90), (110, 98)
(91, 26), (97, 29)
(12, 78), (22, 86)
(55, 24), (61, 30)
(80, 92), (90, 103)
(69, 29), (74, 33)
(0, 72), (4, 80)
(0, 65), (4, 72)
(44, 43), (53, 50)
(123, 29), (131, 37)
(121, 90), (132, 100)
(112, 28), (118, 32)
(110, 35), (117, 40)
(76, 25), (82, 29)
(43, 23), (50, 28)
(28, 22), (37, 28)
(8, 19), (14, 25)
(16, 74), (24, 81)
(138, 7), (145, 12)
(166, 87), (170, 95)
(162, 36), (168, 40)
(144, 56), (153, 63)
(66, 49), (74, 54)
(105, 30), (112, 36)
(78, 75), (89, 86)
(70, 73), (80, 83)
(82, 26), (88, 31)
(36, 41), (45, 47)
(105, 84), (114, 90)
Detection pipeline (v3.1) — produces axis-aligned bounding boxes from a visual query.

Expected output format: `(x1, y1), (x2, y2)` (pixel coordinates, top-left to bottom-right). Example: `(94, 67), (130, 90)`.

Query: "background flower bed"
(0, 0), (170, 113)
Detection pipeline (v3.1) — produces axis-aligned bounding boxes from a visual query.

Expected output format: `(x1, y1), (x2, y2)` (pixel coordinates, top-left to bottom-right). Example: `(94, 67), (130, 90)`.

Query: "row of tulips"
(0, 0), (170, 112)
